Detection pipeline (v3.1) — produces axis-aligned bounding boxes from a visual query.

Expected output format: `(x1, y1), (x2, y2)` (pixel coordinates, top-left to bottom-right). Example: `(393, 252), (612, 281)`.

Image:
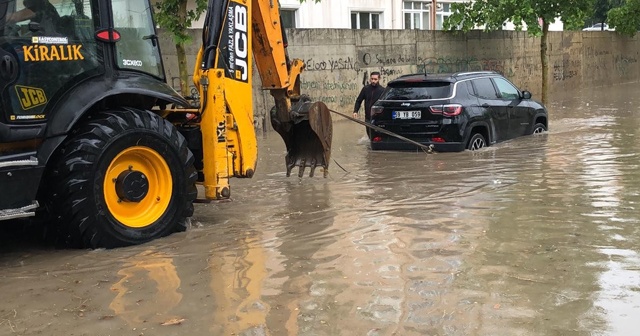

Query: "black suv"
(370, 71), (548, 151)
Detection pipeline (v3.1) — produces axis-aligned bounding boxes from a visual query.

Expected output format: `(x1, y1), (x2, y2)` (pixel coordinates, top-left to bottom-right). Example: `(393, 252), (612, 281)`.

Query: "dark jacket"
(354, 84), (385, 120)
(24, 0), (60, 34)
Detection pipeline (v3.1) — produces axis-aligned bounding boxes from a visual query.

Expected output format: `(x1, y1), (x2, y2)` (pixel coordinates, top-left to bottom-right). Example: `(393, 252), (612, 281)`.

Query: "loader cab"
(0, 0), (165, 127)
(0, 0), (100, 124)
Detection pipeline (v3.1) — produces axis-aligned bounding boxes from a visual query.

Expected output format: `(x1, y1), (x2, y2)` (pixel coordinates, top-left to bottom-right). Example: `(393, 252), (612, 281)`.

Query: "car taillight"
(429, 104), (463, 117)
(371, 106), (383, 116)
(372, 136), (383, 142)
(443, 104), (463, 116)
(432, 137), (445, 143)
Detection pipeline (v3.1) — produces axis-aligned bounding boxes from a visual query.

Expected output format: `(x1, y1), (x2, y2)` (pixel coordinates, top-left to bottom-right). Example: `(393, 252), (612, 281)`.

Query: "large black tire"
(46, 108), (197, 248)
(467, 133), (487, 151)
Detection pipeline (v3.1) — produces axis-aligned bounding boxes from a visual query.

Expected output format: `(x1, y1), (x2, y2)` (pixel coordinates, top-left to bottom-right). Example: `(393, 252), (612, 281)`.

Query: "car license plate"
(393, 111), (421, 119)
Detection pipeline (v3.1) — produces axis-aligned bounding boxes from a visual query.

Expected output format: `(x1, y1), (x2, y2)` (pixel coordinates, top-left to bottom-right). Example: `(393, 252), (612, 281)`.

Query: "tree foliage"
(608, 0), (640, 36)
(443, 0), (592, 35)
(581, 0), (624, 30)
(154, 0), (207, 96)
(442, 0), (593, 103)
(592, 0), (612, 25)
(155, 0), (207, 44)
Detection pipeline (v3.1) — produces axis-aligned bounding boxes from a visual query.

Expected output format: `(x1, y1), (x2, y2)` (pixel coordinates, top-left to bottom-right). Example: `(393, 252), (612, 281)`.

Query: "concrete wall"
(159, 29), (640, 129)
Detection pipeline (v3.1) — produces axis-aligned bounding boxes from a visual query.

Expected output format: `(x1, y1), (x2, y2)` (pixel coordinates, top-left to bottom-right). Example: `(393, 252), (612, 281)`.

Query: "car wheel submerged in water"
(532, 123), (547, 134)
(467, 133), (486, 151)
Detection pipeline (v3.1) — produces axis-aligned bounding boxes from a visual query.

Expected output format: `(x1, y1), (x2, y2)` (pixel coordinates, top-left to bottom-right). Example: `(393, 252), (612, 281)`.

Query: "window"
(493, 78), (520, 100)
(403, 1), (429, 29)
(112, 0), (164, 78)
(435, 3), (453, 30)
(402, 1), (454, 30)
(0, 0), (101, 120)
(472, 78), (499, 100)
(351, 12), (380, 29)
(281, 9), (296, 29)
(380, 82), (452, 100)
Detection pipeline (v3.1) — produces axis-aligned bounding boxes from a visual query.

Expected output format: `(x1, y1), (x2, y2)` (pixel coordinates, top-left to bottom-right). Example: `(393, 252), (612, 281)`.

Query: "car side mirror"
(522, 90), (532, 99)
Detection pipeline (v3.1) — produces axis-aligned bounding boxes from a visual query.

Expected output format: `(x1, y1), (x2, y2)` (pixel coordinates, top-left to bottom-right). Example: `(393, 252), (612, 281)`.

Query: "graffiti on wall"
(584, 46), (611, 58)
(303, 52), (520, 79)
(414, 56), (515, 77)
(363, 53), (416, 66)
(615, 55), (638, 77)
(300, 80), (358, 105)
(553, 59), (580, 81)
(304, 56), (362, 73)
(361, 53), (517, 77)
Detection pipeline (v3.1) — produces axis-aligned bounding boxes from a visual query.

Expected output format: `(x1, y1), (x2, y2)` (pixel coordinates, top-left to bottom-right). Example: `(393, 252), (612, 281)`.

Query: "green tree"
(443, 0), (592, 103)
(592, 0), (612, 27)
(608, 0), (640, 36)
(154, 0), (207, 96)
(582, 0), (624, 29)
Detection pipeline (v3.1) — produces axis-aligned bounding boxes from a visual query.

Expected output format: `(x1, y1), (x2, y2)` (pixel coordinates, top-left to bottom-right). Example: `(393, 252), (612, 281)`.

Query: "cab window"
(0, 0), (100, 121)
(111, 0), (163, 78)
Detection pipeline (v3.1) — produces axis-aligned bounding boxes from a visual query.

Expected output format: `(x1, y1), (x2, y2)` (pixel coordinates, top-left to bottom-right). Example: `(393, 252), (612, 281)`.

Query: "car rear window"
(379, 81), (452, 100)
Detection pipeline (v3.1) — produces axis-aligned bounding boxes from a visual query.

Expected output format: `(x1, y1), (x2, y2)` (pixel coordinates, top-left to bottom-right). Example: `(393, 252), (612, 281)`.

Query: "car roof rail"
(453, 71), (498, 77)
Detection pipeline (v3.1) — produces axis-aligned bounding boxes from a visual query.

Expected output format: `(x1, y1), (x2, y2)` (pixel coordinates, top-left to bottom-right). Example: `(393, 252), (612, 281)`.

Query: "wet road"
(2, 82), (640, 335)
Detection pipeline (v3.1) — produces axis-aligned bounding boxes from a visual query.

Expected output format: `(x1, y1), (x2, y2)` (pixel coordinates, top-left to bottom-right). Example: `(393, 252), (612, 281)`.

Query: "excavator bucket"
(270, 99), (332, 178)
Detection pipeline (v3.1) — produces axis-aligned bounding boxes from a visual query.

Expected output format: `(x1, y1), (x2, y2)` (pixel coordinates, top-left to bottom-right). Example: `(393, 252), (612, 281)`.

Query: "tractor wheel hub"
(115, 170), (149, 202)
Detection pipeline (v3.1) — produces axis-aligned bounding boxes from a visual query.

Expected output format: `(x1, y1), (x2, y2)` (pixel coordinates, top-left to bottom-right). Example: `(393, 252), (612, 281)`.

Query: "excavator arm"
(192, 0), (332, 200)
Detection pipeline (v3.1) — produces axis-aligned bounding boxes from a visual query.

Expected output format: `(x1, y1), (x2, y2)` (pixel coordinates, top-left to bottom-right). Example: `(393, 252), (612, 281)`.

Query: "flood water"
(2, 82), (640, 335)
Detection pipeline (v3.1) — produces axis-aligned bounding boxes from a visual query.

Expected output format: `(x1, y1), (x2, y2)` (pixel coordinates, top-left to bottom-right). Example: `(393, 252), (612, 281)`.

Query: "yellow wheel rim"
(103, 146), (173, 228)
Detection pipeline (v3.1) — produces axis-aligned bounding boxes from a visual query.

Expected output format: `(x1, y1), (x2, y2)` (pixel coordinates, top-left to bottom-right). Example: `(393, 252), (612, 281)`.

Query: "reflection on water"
(208, 235), (270, 335)
(109, 251), (183, 325)
(3, 83), (640, 335)
(593, 248), (640, 335)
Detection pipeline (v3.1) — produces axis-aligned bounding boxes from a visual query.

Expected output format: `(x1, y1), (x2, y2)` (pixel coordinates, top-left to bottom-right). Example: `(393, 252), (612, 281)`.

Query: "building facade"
(278, 0), (470, 30)
(187, 0), (473, 30)
(186, 0), (562, 31)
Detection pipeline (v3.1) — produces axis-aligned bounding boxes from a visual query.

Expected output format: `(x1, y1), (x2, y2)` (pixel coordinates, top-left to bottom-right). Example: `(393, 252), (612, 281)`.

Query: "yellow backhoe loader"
(0, 0), (332, 248)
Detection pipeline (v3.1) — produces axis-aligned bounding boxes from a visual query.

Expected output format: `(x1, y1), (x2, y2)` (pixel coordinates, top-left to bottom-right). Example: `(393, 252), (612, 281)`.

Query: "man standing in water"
(353, 71), (385, 138)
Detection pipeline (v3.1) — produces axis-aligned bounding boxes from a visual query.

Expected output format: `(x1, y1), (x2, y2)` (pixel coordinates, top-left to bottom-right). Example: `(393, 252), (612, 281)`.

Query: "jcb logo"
(234, 5), (248, 81)
(15, 85), (47, 110)
(227, 2), (248, 82)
